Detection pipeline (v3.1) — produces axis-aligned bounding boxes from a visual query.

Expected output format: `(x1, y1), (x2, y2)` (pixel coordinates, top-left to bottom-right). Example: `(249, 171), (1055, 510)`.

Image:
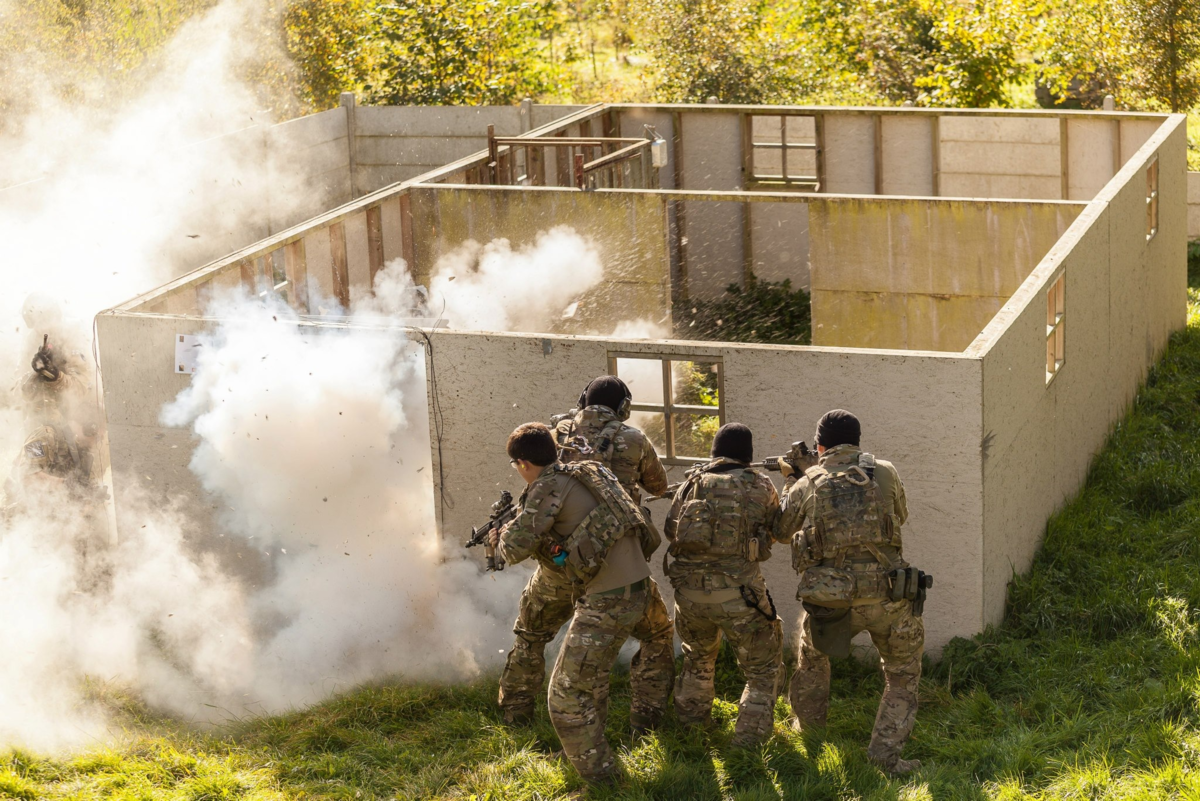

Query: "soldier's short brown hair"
(507, 422), (558, 466)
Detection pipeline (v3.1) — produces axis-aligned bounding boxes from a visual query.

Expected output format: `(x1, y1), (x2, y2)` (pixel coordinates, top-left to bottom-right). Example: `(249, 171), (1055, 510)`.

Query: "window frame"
(607, 352), (725, 465)
(742, 113), (820, 191)
(1146, 156), (1159, 242)
(1046, 273), (1065, 384)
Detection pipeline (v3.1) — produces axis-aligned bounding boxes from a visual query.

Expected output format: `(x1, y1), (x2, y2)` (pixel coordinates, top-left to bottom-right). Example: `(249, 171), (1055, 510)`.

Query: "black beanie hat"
(712, 422), (754, 463)
(815, 409), (860, 448)
(583, 375), (630, 413)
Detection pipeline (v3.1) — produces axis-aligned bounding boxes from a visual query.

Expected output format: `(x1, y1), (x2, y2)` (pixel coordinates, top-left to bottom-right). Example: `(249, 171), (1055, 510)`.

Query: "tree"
(363, 0), (559, 106)
(785, 0), (1033, 107)
(283, 0), (373, 111)
(632, 0), (794, 104)
(1125, 0), (1200, 111)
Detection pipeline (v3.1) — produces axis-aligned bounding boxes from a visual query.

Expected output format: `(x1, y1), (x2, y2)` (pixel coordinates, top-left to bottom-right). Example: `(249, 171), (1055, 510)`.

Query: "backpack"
(666, 464), (756, 560)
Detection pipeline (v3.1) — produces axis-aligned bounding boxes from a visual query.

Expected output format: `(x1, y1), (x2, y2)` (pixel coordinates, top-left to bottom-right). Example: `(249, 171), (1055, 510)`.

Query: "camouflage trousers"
(674, 587), (783, 747)
(499, 568), (675, 725)
(547, 579), (674, 781)
(789, 599), (924, 767)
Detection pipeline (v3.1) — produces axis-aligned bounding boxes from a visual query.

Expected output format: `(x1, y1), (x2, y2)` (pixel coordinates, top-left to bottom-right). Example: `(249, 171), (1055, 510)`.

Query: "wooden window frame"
(607, 352), (725, 465)
(1146, 156), (1159, 242)
(743, 113), (820, 191)
(1046, 274), (1065, 384)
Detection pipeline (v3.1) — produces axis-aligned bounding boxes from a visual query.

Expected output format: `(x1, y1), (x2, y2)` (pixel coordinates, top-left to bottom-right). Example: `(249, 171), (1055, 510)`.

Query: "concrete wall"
(809, 198), (1084, 351)
(423, 329), (983, 653)
(406, 185), (670, 333)
(1188, 172), (1200, 239)
(972, 115), (1187, 626)
(353, 104), (587, 193)
(676, 112), (746, 298)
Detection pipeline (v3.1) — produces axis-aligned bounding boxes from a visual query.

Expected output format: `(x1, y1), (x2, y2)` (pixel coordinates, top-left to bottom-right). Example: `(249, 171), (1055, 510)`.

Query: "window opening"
(746, 114), (818, 190)
(1146, 156), (1159, 241)
(1046, 274), (1065, 383)
(608, 353), (724, 463)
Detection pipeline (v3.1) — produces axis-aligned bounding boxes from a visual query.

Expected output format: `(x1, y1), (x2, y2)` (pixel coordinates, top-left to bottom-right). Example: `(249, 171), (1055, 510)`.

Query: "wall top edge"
(964, 114), (1183, 358)
(606, 103), (1172, 122)
(421, 183), (1089, 207)
(96, 310), (983, 361)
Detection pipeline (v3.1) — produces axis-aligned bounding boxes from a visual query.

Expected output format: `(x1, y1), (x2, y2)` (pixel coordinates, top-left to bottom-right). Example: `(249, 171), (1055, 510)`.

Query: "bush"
(676, 279), (812, 345)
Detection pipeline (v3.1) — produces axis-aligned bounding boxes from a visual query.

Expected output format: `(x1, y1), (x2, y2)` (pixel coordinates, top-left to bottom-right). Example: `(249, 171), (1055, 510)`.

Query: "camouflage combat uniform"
(664, 457), (783, 746)
(496, 406), (670, 723)
(499, 461), (674, 781)
(776, 444), (923, 772)
(553, 405), (668, 504)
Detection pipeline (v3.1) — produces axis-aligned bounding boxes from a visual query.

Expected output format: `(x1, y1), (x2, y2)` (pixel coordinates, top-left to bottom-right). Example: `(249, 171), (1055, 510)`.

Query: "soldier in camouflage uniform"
(664, 423), (783, 747)
(495, 423), (674, 783)
(4, 418), (106, 512)
(775, 410), (923, 775)
(497, 376), (671, 727)
(552, 375), (668, 504)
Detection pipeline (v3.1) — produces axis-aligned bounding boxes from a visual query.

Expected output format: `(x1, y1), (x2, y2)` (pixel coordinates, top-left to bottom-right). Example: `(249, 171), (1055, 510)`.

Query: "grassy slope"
(7, 270), (1200, 800)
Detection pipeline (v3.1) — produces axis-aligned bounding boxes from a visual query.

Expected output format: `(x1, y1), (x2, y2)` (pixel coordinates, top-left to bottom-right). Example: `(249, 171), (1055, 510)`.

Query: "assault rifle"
(647, 441), (820, 501)
(465, 490), (517, 571)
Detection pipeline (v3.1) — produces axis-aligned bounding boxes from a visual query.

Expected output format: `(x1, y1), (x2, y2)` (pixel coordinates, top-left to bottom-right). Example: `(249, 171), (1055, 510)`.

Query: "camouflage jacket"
(553, 406), (668, 504)
(776, 444), (908, 583)
(665, 457), (780, 590)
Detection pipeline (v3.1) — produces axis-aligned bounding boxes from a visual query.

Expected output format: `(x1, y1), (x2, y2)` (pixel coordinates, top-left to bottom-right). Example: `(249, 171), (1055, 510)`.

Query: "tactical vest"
(667, 465), (757, 560)
(21, 425), (75, 478)
(793, 454), (902, 606)
(555, 461), (656, 584)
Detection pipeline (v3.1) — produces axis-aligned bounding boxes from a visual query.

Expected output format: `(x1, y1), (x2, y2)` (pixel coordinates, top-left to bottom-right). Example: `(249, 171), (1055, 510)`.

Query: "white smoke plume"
(0, 0), (662, 753)
(159, 288), (516, 712)
(425, 226), (605, 331)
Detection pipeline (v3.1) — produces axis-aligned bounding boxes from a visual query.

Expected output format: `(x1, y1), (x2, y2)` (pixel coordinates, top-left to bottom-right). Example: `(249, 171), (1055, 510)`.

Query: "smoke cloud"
(0, 0), (663, 753)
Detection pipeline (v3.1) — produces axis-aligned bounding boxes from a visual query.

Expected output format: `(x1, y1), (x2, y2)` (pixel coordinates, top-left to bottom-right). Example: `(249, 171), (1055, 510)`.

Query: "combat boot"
(629, 710), (661, 737)
(502, 705), (535, 726)
(870, 755), (921, 776)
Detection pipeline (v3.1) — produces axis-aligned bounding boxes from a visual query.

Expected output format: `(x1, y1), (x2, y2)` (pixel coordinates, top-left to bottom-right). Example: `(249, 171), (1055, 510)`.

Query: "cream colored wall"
(974, 116), (1187, 626)
(94, 312), (272, 582)
(406, 186), (671, 334)
(1188, 172), (1200, 239)
(677, 112), (746, 298)
(423, 329), (983, 653)
(809, 198), (1084, 351)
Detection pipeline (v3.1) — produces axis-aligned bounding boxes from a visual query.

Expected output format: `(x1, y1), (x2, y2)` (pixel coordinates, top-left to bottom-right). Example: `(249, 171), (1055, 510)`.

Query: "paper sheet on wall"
(175, 334), (202, 374)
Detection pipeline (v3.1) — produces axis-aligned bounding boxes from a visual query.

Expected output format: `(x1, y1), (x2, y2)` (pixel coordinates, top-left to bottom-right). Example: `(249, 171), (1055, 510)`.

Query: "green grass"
(9, 268), (1200, 799)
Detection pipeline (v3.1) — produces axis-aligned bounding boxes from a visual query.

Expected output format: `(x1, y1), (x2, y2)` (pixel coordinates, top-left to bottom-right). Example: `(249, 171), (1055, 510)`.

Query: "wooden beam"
(330, 221), (350, 308)
(366, 205), (385, 285)
(283, 240), (308, 312)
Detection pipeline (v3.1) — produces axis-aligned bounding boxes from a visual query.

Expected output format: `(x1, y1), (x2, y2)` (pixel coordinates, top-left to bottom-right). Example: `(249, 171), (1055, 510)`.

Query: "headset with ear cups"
(578, 376), (633, 421)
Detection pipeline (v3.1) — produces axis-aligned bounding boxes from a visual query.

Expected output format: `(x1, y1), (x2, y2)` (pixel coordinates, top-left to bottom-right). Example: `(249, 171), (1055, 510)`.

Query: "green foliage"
(677, 278), (813, 346)
(1125, 0), (1200, 112)
(785, 0), (1034, 107)
(631, 0), (800, 103)
(282, 0), (373, 111)
(362, 0), (561, 106)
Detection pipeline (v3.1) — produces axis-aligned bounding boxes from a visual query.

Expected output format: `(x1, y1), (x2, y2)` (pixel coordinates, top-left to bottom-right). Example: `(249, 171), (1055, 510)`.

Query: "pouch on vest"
(671, 497), (714, 555)
(638, 506), (662, 560)
(796, 566), (855, 607)
(791, 529), (820, 573)
(563, 503), (622, 584)
(803, 601), (852, 659)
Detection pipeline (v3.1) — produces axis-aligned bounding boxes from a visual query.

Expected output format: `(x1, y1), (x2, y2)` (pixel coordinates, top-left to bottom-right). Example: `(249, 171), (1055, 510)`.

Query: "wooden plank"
(367, 205), (385, 285)
(330, 221), (350, 308)
(284, 240), (309, 312)
(399, 193), (416, 282)
(1059, 117), (1069, 200)
(239, 259), (256, 290)
(874, 114), (883, 195)
(380, 195), (404, 268)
